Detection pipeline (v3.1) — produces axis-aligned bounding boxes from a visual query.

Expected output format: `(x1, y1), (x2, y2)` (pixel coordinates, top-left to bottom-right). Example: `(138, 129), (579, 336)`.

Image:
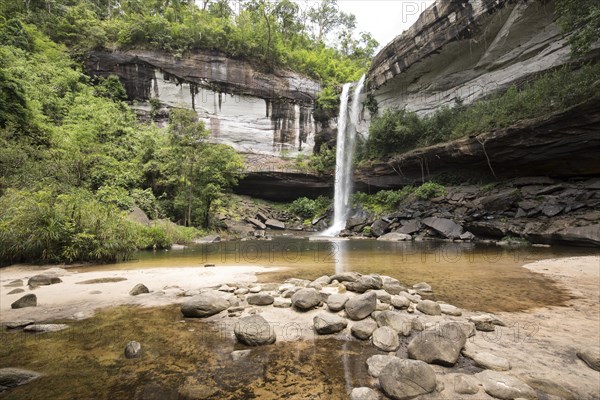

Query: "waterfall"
(323, 74), (366, 236)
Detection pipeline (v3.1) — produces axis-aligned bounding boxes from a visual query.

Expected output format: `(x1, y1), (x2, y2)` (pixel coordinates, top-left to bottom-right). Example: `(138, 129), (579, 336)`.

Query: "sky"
(330, 0), (435, 49)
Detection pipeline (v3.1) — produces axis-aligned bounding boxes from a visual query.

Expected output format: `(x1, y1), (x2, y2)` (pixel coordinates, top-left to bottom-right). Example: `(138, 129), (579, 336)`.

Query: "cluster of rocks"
(178, 272), (600, 399)
(338, 177), (600, 247)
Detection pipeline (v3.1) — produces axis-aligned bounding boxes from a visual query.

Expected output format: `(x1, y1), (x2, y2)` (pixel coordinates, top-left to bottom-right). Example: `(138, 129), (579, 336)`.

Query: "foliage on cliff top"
(360, 64), (600, 159)
(1, 0), (377, 111)
(556, 0), (600, 56)
(0, 22), (239, 264)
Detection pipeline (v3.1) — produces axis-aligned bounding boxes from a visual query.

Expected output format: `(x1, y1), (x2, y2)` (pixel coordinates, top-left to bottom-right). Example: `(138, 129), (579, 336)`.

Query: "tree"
(307, 0), (355, 43)
(556, 0), (600, 56)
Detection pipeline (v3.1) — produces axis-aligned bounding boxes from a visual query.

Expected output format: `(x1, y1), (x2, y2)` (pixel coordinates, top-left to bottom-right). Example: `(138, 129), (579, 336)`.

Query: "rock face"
(11, 294), (37, 309)
(181, 291), (230, 318)
(379, 359), (437, 400)
(0, 368), (41, 389)
(234, 315), (276, 346)
(368, 0), (598, 114)
(291, 288), (321, 310)
(313, 313), (348, 335)
(345, 292), (377, 320)
(476, 370), (537, 400)
(86, 50), (319, 158)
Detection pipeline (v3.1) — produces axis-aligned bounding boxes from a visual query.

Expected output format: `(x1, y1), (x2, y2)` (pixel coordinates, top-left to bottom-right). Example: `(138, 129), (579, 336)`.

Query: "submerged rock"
(5, 320), (34, 330)
(11, 294), (37, 309)
(476, 370), (537, 399)
(234, 315), (276, 346)
(181, 291), (229, 318)
(379, 359), (436, 400)
(313, 313), (348, 334)
(124, 341), (142, 358)
(350, 387), (380, 400)
(23, 324), (68, 333)
(7, 288), (25, 295)
(0, 368), (41, 389)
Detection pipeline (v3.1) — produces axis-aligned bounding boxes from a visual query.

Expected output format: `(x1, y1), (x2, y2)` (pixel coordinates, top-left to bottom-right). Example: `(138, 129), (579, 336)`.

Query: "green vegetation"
(288, 196), (331, 221)
(352, 182), (446, 214)
(556, 0), (600, 56)
(361, 65), (600, 159)
(0, 22), (239, 264)
(1, 0), (376, 112)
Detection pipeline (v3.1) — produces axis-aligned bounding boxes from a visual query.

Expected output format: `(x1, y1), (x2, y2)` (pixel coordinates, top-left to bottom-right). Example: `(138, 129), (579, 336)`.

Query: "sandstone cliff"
(367, 0), (599, 114)
(86, 50), (320, 156)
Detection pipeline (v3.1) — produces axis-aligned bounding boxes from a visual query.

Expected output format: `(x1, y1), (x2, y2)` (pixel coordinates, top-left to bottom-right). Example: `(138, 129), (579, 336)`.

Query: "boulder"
(440, 304), (462, 316)
(27, 274), (62, 288)
(351, 319), (378, 340)
(346, 208), (371, 229)
(345, 291), (377, 320)
(11, 294), (37, 309)
(350, 387), (380, 400)
(312, 275), (331, 286)
(326, 293), (349, 312)
(124, 341), (142, 358)
(375, 311), (411, 336)
(476, 371), (537, 400)
(234, 315), (276, 346)
(371, 219), (391, 237)
(416, 300), (441, 316)
(181, 291), (229, 318)
(480, 190), (520, 211)
(235, 288), (249, 295)
(412, 282), (432, 292)
(247, 218), (266, 230)
(129, 283), (149, 296)
(330, 272), (361, 283)
(249, 286), (262, 293)
(407, 323), (467, 366)
(346, 275), (383, 293)
(379, 359), (436, 400)
(273, 298), (292, 308)
(372, 327), (400, 352)
(465, 350), (511, 371)
(390, 295), (411, 309)
(7, 288), (25, 295)
(577, 347), (600, 371)
(0, 368), (41, 389)
(23, 324), (68, 333)
(291, 288), (321, 310)
(397, 220), (421, 235)
(377, 232), (412, 242)
(422, 217), (463, 239)
(313, 313), (348, 334)
(5, 320), (35, 329)
(452, 374), (480, 395)
(382, 277), (405, 295)
(265, 219), (285, 230)
(246, 293), (274, 306)
(366, 354), (398, 378)
(469, 315), (497, 332)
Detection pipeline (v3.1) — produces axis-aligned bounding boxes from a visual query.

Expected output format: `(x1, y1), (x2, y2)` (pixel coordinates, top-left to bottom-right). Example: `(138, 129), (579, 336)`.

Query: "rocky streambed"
(1, 256), (599, 399)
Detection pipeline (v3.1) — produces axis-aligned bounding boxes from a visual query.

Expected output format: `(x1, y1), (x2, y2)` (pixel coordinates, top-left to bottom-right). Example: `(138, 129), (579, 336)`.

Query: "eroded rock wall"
(86, 50), (320, 156)
(367, 0), (599, 115)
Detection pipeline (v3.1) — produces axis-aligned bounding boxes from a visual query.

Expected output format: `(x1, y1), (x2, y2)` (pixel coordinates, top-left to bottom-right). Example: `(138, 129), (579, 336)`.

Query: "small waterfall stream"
(323, 74), (366, 236)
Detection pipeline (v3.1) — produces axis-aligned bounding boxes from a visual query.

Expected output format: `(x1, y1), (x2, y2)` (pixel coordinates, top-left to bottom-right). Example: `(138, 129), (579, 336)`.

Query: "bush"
(289, 196), (331, 220)
(414, 182), (446, 200)
(352, 187), (414, 213)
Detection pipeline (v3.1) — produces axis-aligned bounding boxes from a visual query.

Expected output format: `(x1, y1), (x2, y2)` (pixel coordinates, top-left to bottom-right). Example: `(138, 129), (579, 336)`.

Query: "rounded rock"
(379, 359), (436, 400)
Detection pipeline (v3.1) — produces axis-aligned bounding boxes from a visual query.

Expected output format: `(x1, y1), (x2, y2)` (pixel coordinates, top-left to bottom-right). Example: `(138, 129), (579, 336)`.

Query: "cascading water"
(323, 74), (366, 236)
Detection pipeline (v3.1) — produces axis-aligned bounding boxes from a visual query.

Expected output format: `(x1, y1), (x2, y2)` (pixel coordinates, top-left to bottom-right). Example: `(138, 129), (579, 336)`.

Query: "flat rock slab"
(265, 219), (285, 230)
(76, 277), (128, 284)
(5, 320), (35, 329)
(476, 370), (537, 400)
(234, 315), (276, 346)
(379, 359), (436, 400)
(27, 274), (62, 288)
(467, 351), (511, 371)
(23, 324), (69, 333)
(0, 368), (41, 389)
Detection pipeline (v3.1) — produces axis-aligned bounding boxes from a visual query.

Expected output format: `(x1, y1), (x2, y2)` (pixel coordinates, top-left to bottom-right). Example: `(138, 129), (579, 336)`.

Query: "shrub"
(414, 182), (446, 200)
(289, 196), (331, 219)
